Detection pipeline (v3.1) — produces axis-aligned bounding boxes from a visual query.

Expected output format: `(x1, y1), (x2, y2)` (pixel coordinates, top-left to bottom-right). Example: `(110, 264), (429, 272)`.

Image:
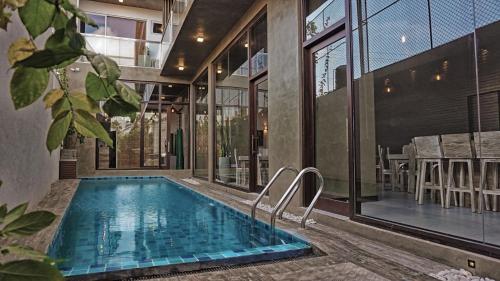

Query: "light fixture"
(171, 107), (176, 113)
(217, 69), (222, 74)
(178, 66), (184, 71)
(118, 0), (123, 2)
(168, 84), (173, 88)
(196, 36), (204, 43)
(435, 73), (442, 81)
(401, 35), (406, 43)
(244, 43), (249, 48)
(385, 87), (392, 94)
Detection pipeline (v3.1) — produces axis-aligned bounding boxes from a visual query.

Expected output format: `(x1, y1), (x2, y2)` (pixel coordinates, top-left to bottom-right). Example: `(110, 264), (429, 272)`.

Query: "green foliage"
(18, 0), (55, 38)
(2, 211), (56, 236)
(0, 260), (63, 281)
(10, 67), (49, 109)
(3, 0), (142, 152)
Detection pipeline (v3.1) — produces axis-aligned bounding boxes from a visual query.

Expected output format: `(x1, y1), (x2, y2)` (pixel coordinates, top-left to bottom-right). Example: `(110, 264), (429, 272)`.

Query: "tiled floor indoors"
(363, 190), (500, 245)
(20, 177), (478, 281)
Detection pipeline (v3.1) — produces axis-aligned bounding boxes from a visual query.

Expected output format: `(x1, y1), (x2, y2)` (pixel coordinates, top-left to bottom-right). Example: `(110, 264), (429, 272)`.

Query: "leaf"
(85, 72), (116, 101)
(46, 111), (72, 152)
(18, 0), (56, 38)
(5, 0), (27, 9)
(7, 38), (36, 66)
(3, 203), (28, 226)
(0, 204), (7, 225)
(102, 97), (138, 118)
(52, 11), (68, 30)
(2, 211), (56, 236)
(15, 47), (82, 69)
(10, 67), (49, 110)
(0, 260), (64, 281)
(73, 110), (113, 147)
(115, 81), (141, 110)
(43, 89), (64, 109)
(1, 245), (47, 261)
(61, 0), (97, 27)
(68, 92), (99, 113)
(0, 10), (12, 31)
(51, 97), (70, 119)
(88, 54), (121, 83)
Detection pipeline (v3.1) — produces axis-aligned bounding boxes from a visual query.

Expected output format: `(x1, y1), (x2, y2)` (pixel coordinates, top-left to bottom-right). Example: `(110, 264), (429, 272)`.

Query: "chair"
(415, 136), (445, 207)
(441, 133), (476, 212)
(234, 149), (248, 186)
(377, 145), (392, 190)
(474, 131), (500, 213)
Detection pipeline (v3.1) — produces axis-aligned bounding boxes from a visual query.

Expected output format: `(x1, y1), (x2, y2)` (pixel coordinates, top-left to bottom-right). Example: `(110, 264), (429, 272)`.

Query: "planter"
(218, 156), (231, 183)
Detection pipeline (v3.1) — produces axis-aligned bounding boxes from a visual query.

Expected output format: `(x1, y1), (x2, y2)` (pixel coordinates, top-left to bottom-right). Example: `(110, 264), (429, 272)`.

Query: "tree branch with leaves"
(1, 0), (143, 279)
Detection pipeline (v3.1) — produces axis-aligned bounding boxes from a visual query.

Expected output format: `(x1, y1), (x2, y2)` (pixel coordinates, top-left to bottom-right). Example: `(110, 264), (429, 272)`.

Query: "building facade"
(74, 0), (500, 260)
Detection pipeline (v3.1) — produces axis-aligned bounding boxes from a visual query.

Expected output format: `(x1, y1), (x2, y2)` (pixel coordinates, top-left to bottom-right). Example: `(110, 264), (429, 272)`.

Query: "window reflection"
(353, 0), (500, 246)
(194, 72), (209, 179)
(305, 0), (345, 40)
(250, 15), (268, 75)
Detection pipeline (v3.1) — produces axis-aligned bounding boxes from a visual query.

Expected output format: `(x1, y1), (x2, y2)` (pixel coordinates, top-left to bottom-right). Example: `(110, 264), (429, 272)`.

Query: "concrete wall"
(267, 0), (303, 206)
(0, 13), (59, 206)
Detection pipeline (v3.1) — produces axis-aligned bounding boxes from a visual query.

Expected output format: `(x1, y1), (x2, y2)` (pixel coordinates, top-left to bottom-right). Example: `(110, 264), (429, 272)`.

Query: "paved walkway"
(28, 178), (452, 281)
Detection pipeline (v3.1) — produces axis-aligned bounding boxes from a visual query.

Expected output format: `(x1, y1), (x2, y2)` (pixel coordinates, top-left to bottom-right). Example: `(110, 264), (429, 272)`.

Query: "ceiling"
(161, 0), (256, 80)
(88, 0), (163, 11)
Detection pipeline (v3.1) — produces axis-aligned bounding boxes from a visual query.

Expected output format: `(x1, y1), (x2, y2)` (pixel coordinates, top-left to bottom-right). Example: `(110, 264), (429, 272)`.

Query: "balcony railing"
(160, 0), (193, 65)
(83, 34), (166, 68)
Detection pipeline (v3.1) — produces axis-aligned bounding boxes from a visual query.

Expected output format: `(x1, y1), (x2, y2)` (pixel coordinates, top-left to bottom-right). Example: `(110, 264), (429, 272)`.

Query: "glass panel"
(79, 14), (105, 35)
(214, 35), (250, 188)
(250, 15), (267, 75)
(305, 0), (345, 40)
(106, 16), (146, 40)
(353, 0), (482, 243)
(256, 79), (269, 187)
(110, 114), (141, 169)
(160, 104), (189, 170)
(476, 3), (500, 246)
(142, 107), (160, 167)
(194, 72), (209, 178)
(314, 38), (349, 201)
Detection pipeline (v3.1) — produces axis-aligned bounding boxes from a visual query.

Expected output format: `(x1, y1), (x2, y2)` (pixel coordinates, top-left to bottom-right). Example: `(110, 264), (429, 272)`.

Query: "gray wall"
(267, 0), (303, 206)
(0, 13), (59, 206)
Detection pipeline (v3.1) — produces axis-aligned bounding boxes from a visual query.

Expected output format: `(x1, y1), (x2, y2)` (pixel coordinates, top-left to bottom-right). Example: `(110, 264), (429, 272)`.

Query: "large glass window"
(250, 15), (268, 75)
(305, 0), (345, 40)
(353, 0), (500, 247)
(96, 82), (189, 170)
(214, 35), (250, 188)
(194, 72), (209, 179)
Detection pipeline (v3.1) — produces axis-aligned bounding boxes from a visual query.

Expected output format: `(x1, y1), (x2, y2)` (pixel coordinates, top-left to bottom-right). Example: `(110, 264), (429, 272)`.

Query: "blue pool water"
(49, 177), (310, 276)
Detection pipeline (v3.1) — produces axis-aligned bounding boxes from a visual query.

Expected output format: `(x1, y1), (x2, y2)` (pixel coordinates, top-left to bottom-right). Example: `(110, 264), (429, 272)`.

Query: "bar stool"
(441, 133), (475, 212)
(415, 136), (445, 207)
(474, 132), (500, 213)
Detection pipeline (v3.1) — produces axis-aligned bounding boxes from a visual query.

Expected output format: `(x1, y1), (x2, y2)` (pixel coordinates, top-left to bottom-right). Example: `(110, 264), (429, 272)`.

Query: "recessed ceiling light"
(118, 0), (123, 3)
(217, 69), (222, 74)
(168, 84), (173, 88)
(178, 66), (184, 71)
(196, 36), (204, 43)
(244, 43), (249, 48)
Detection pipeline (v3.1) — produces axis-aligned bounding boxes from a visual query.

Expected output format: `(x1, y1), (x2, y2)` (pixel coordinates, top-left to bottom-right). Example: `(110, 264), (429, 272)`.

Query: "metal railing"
(270, 167), (325, 228)
(160, 0), (193, 65)
(82, 34), (165, 68)
(251, 166), (299, 220)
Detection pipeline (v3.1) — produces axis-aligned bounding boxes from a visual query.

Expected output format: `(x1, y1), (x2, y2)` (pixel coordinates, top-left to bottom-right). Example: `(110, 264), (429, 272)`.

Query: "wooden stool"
(441, 133), (476, 212)
(415, 136), (445, 207)
(474, 132), (500, 213)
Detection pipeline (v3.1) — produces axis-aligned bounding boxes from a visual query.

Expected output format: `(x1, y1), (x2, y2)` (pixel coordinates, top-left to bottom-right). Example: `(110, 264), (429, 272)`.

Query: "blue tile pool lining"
(52, 176), (311, 277)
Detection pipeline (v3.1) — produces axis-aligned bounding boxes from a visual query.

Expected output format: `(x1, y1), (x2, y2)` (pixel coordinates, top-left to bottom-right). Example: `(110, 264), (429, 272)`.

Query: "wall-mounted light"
(178, 66), (185, 71)
(168, 84), (173, 88)
(434, 73), (442, 81)
(196, 36), (204, 43)
(217, 69), (222, 74)
(244, 43), (249, 48)
(384, 78), (392, 93)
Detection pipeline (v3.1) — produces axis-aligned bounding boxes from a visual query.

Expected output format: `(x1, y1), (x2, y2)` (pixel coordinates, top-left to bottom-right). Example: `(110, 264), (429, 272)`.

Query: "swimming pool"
(48, 177), (311, 278)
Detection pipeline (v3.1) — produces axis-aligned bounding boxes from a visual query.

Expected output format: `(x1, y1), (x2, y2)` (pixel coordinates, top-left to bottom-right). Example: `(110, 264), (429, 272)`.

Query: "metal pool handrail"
(270, 167), (324, 228)
(251, 166), (299, 220)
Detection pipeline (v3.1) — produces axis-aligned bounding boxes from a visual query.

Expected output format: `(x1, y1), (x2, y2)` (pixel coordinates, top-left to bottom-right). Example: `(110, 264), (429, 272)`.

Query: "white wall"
(0, 13), (59, 207)
(79, 0), (163, 42)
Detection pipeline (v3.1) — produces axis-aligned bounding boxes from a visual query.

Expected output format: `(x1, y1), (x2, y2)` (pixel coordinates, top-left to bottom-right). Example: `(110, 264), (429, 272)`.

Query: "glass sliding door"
(253, 78), (269, 188)
(194, 72), (209, 179)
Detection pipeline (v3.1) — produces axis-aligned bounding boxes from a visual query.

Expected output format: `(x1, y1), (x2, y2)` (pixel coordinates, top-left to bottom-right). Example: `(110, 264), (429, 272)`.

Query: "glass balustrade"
(82, 34), (165, 68)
